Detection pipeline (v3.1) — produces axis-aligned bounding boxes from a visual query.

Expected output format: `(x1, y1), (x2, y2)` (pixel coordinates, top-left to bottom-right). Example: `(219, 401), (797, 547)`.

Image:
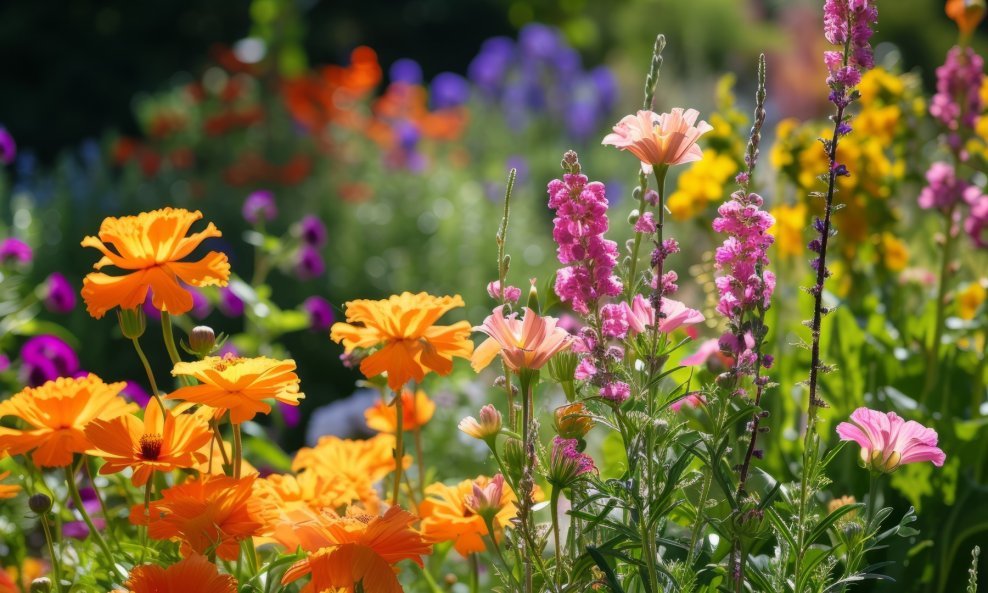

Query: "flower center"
(139, 433), (163, 460)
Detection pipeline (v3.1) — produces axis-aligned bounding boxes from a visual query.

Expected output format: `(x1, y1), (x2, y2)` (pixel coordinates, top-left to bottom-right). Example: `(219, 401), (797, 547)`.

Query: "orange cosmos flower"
(292, 434), (405, 511)
(0, 375), (136, 467)
(419, 475), (519, 556)
(280, 506), (431, 593)
(132, 475), (265, 561)
(0, 472), (19, 500)
(947, 0), (986, 36)
(254, 472), (371, 546)
(602, 108), (713, 171)
(167, 355), (304, 424)
(80, 208), (230, 319)
(365, 389), (435, 433)
(330, 292), (473, 390)
(471, 306), (574, 373)
(85, 401), (212, 487)
(114, 555), (237, 593)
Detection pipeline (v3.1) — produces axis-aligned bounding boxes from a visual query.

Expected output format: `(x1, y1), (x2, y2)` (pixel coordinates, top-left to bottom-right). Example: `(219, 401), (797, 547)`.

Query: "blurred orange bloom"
(292, 434), (405, 511)
(418, 475), (520, 556)
(280, 506), (431, 593)
(168, 355), (304, 424)
(471, 306), (574, 373)
(80, 208), (230, 319)
(113, 554), (237, 593)
(365, 389), (435, 433)
(603, 108), (713, 171)
(132, 475), (265, 561)
(947, 0), (986, 35)
(282, 46), (382, 132)
(85, 401), (212, 487)
(0, 375), (136, 467)
(331, 292), (473, 390)
(0, 472), (18, 500)
(194, 437), (259, 477)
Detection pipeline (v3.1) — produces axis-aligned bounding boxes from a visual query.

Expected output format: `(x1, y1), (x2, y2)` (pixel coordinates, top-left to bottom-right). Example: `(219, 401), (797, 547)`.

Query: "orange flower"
(254, 472), (371, 545)
(167, 355), (304, 424)
(418, 475), (519, 556)
(364, 389), (435, 433)
(471, 306), (574, 373)
(602, 108), (713, 171)
(80, 208), (230, 319)
(195, 438), (258, 476)
(947, 0), (986, 36)
(0, 375), (136, 467)
(280, 506), (431, 593)
(0, 471), (19, 500)
(114, 555), (237, 593)
(132, 475), (265, 561)
(330, 292), (473, 390)
(85, 401), (212, 487)
(291, 434), (405, 511)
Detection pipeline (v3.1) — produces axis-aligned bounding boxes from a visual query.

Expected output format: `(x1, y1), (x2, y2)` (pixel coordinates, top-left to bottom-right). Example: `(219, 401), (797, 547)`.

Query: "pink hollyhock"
(836, 407), (946, 473)
(602, 108), (712, 172)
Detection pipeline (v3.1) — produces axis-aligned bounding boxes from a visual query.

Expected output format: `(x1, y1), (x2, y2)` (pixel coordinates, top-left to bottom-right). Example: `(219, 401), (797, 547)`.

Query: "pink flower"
(669, 392), (705, 412)
(836, 407), (946, 473)
(471, 306), (574, 372)
(680, 338), (722, 367)
(466, 473), (507, 516)
(602, 108), (713, 171)
(624, 295), (705, 336)
(486, 280), (522, 304)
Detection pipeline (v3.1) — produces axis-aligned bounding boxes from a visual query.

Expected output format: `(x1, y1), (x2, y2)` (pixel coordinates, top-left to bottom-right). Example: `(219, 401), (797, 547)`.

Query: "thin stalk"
(84, 459), (113, 538)
(64, 466), (118, 573)
(551, 487), (563, 585)
(483, 516), (520, 588)
(160, 311), (193, 387)
(413, 391), (426, 500)
(923, 203), (958, 407)
(470, 552), (480, 593)
(210, 420), (232, 471)
(627, 169), (651, 297)
(519, 370), (535, 593)
(140, 479), (152, 562)
(392, 389), (405, 507)
(866, 473), (879, 530)
(39, 513), (63, 593)
(232, 423), (243, 479)
(131, 337), (165, 411)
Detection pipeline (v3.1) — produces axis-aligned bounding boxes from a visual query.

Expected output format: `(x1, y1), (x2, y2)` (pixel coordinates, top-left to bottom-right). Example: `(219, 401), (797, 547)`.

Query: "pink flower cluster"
(547, 173), (622, 315)
(486, 280), (522, 304)
(967, 191), (988, 249)
(551, 436), (596, 477)
(823, 0), (878, 92)
(918, 162), (969, 212)
(930, 46), (984, 132)
(712, 192), (776, 320)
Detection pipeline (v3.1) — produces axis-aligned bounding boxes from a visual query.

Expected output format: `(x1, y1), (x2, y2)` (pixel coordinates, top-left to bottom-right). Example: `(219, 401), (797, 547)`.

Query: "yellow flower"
(957, 282), (987, 320)
(858, 68), (905, 106)
(667, 150), (737, 221)
(292, 434), (407, 511)
(879, 233), (909, 272)
(855, 105), (901, 146)
(769, 118), (801, 170)
(769, 203), (807, 259)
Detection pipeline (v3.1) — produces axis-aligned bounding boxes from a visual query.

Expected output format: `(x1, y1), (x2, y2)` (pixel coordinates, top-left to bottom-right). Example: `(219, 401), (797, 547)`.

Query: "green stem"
(64, 466), (119, 574)
(519, 369), (535, 593)
(924, 203), (958, 408)
(483, 516), (519, 588)
(39, 513), (63, 593)
(232, 423), (243, 480)
(140, 479), (152, 562)
(551, 487), (563, 585)
(130, 337), (164, 411)
(866, 472), (880, 530)
(160, 311), (192, 387)
(469, 552), (480, 593)
(412, 562), (445, 593)
(627, 170), (651, 298)
(392, 389), (405, 507)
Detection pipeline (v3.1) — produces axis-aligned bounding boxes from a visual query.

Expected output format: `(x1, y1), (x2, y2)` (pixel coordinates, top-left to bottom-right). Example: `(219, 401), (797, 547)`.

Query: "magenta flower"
(303, 296), (335, 332)
(548, 436), (596, 486)
(0, 126), (15, 166)
(242, 190), (277, 225)
(295, 246), (325, 280)
(299, 215), (328, 248)
(0, 238), (32, 265)
(930, 46), (984, 131)
(918, 162), (968, 212)
(218, 287), (245, 317)
(20, 335), (80, 386)
(836, 407), (946, 473)
(486, 280), (521, 304)
(965, 187), (988, 249)
(42, 272), (76, 314)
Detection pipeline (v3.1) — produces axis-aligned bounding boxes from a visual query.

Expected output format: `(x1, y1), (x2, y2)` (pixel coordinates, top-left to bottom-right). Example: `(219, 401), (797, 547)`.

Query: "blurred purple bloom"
(0, 238), (32, 265)
(218, 342), (239, 357)
(390, 58), (423, 85)
(242, 190), (277, 225)
(965, 187), (988, 249)
(519, 23), (560, 61)
(20, 335), (79, 386)
(394, 120), (421, 151)
(919, 162), (968, 211)
(590, 66), (618, 114)
(0, 126), (15, 165)
(303, 296), (335, 332)
(122, 380), (152, 407)
(64, 486), (104, 539)
(219, 287), (245, 317)
(295, 246), (325, 280)
(278, 400), (301, 428)
(931, 45), (985, 130)
(430, 72), (470, 109)
(299, 215), (328, 248)
(43, 272), (76, 314)
(0, 354), (9, 372)
(468, 38), (514, 94)
(190, 288), (211, 320)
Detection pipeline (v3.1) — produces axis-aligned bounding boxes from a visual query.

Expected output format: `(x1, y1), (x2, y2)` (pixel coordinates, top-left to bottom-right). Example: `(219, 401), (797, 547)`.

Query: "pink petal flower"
(836, 407), (946, 473)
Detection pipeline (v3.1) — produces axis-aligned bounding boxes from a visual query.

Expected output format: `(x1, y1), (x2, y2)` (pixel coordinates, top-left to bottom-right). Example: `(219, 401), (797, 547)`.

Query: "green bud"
(188, 325), (217, 357)
(30, 578), (52, 593)
(526, 280), (540, 313)
(117, 307), (146, 340)
(628, 209), (641, 225)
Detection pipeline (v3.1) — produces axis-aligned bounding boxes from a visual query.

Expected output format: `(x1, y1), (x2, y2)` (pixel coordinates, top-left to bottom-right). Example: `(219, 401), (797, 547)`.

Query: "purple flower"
(295, 246), (325, 280)
(519, 23), (560, 61)
(548, 436), (596, 486)
(122, 381), (152, 407)
(299, 215), (328, 248)
(634, 212), (657, 234)
(486, 281), (522, 304)
(599, 381), (631, 403)
(389, 58), (423, 85)
(279, 400), (301, 428)
(189, 288), (212, 320)
(964, 187), (988, 249)
(430, 72), (470, 109)
(918, 162), (968, 211)
(823, 0), (878, 96)
(242, 190), (277, 225)
(303, 296), (335, 332)
(42, 272), (76, 314)
(394, 120), (421, 152)
(468, 38), (514, 94)
(0, 354), (9, 372)
(547, 173), (623, 315)
(64, 487), (104, 539)
(0, 238), (32, 265)
(0, 126), (15, 165)
(930, 46), (985, 131)
(20, 335), (79, 386)
(218, 287), (245, 317)
(712, 192), (776, 320)
(600, 303), (630, 339)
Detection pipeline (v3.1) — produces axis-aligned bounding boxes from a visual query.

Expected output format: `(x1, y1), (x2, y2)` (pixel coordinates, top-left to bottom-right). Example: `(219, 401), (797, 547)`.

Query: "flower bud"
(547, 436), (595, 487)
(117, 307), (146, 340)
(458, 404), (502, 443)
(554, 403), (593, 439)
(502, 438), (526, 478)
(827, 495), (857, 517)
(30, 578), (52, 593)
(526, 278), (540, 312)
(188, 325), (217, 357)
(465, 474), (507, 522)
(29, 493), (52, 514)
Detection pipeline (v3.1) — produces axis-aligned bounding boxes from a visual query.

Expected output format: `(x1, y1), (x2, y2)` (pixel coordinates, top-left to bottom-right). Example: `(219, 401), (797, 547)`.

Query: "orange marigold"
(85, 401), (212, 487)
(167, 355), (304, 424)
(0, 472), (19, 500)
(280, 506), (431, 593)
(418, 475), (520, 556)
(113, 554), (237, 593)
(364, 389), (435, 433)
(291, 434), (405, 510)
(132, 475), (265, 561)
(254, 472), (370, 546)
(330, 292), (473, 390)
(80, 208), (230, 319)
(0, 375), (136, 467)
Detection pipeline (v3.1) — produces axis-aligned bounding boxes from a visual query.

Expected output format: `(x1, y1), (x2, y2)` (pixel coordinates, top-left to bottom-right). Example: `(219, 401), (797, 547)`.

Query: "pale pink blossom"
(466, 473), (507, 515)
(471, 306), (574, 372)
(602, 108), (713, 172)
(669, 392), (706, 412)
(624, 295), (705, 336)
(836, 407), (946, 473)
(680, 338), (722, 367)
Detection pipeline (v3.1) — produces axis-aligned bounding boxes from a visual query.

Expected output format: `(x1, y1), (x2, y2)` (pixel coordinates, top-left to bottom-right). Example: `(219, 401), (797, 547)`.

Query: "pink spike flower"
(602, 108), (713, 172)
(471, 306), (574, 373)
(836, 407), (946, 473)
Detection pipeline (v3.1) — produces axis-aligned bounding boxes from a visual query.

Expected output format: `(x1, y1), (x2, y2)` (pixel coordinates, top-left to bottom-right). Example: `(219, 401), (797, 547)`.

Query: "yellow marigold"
(0, 471), (19, 500)
(666, 151), (737, 221)
(113, 555), (238, 593)
(858, 68), (905, 106)
(365, 389), (435, 433)
(854, 105), (901, 146)
(330, 292), (473, 390)
(280, 506), (432, 593)
(879, 232), (909, 272)
(418, 475), (520, 556)
(168, 355), (304, 424)
(958, 281), (987, 320)
(80, 208), (230, 319)
(131, 475), (265, 561)
(769, 203), (807, 259)
(769, 118), (801, 170)
(0, 375), (136, 467)
(292, 434), (405, 510)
